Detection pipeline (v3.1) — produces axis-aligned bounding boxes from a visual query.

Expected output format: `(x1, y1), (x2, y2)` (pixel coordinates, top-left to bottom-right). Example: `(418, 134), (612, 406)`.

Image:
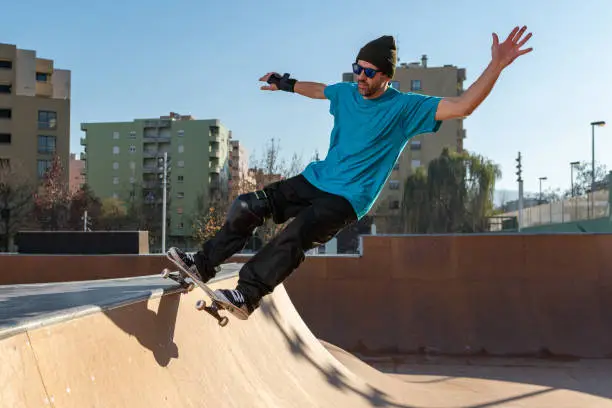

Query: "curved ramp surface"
(3, 271), (612, 407)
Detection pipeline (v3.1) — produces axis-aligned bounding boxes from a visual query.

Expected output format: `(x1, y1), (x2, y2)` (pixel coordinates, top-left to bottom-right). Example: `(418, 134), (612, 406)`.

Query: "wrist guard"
(267, 73), (297, 92)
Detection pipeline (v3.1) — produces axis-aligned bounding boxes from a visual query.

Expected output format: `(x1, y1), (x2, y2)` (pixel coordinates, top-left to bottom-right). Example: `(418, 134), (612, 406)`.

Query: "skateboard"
(161, 263), (230, 327)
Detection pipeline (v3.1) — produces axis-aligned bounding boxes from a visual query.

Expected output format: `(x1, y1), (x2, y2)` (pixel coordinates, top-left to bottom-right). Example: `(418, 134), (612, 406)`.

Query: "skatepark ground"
(2, 234), (612, 407)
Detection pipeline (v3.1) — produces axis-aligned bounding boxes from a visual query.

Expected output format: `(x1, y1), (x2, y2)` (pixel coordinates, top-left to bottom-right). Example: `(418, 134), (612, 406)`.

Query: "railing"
(496, 189), (610, 230)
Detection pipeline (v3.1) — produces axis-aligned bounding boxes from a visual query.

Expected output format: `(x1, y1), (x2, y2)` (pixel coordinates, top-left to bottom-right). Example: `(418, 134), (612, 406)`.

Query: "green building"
(80, 112), (231, 251)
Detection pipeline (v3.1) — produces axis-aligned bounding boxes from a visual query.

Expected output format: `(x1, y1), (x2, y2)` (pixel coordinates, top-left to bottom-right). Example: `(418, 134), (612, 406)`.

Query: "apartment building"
(68, 153), (85, 194)
(228, 140), (256, 201)
(0, 42), (71, 184)
(343, 54), (466, 232)
(80, 113), (231, 249)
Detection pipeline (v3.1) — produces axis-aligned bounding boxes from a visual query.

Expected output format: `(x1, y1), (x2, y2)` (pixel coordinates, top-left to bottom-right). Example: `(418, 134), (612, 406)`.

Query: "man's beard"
(358, 81), (374, 96)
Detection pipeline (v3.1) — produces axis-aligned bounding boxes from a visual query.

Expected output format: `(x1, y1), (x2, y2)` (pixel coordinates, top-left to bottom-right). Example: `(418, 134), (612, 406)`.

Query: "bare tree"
(0, 159), (36, 252)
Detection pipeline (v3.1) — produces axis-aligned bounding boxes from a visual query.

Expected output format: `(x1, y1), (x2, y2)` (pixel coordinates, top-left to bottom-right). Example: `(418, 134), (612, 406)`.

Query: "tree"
(33, 155), (72, 230)
(192, 194), (226, 245)
(67, 184), (102, 231)
(564, 160), (608, 197)
(0, 159), (35, 251)
(401, 148), (501, 233)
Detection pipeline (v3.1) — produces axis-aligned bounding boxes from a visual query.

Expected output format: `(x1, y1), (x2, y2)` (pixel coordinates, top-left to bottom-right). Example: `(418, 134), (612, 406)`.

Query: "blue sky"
(4, 0), (611, 197)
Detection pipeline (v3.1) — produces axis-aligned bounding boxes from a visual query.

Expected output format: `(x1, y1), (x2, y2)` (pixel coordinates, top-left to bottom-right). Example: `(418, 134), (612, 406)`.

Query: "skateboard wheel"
(195, 299), (206, 310)
(219, 317), (229, 327)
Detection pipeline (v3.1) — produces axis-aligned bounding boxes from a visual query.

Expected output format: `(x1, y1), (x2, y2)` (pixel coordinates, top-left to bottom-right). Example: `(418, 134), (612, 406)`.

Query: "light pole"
(516, 152), (523, 231)
(158, 152), (170, 253)
(539, 176), (547, 204)
(590, 121), (606, 190)
(570, 161), (580, 197)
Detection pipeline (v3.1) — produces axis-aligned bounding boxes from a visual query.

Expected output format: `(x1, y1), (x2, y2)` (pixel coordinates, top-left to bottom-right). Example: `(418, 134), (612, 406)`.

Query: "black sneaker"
(212, 289), (257, 320)
(167, 247), (206, 281)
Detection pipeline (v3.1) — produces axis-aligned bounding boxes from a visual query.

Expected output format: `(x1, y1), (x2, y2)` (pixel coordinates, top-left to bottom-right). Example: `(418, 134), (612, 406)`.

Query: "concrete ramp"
(2, 272), (611, 407)
(2, 275), (408, 407)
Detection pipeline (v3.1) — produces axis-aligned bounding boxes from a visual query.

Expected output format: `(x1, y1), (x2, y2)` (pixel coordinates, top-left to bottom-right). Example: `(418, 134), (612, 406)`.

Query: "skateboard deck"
(162, 258), (243, 327)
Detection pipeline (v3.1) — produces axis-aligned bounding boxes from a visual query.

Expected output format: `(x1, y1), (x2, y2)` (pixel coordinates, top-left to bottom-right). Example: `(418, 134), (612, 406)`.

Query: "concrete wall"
(1, 233), (611, 358)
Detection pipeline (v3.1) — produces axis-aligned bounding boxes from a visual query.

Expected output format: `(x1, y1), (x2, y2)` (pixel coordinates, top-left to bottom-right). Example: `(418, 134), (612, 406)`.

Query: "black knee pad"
(226, 191), (272, 234)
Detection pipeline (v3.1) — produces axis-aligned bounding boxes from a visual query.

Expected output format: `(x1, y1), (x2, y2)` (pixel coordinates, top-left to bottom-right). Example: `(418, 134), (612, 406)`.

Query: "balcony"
(143, 119), (171, 128)
(80, 152), (86, 160)
(36, 58), (53, 74)
(38, 120), (57, 131)
(143, 150), (159, 158)
(35, 81), (53, 98)
(209, 163), (222, 174)
(80, 137), (86, 146)
(209, 147), (221, 158)
(143, 134), (171, 143)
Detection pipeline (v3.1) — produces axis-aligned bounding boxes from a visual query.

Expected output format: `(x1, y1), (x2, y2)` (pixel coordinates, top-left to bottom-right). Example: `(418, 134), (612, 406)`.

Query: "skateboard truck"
(161, 267), (230, 327)
(196, 299), (229, 327)
(161, 268), (195, 292)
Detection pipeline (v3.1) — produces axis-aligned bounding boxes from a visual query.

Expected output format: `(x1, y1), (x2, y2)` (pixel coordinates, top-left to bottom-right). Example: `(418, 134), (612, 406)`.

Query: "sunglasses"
(352, 63), (380, 79)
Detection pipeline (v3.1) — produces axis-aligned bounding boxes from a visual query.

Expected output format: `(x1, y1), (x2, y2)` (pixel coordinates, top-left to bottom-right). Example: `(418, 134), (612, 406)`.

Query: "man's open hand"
(259, 73), (279, 91)
(492, 26), (533, 69)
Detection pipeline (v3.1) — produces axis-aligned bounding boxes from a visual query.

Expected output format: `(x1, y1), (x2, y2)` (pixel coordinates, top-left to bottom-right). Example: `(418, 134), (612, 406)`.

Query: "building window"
(393, 162), (399, 170)
(177, 192), (184, 199)
(177, 175), (184, 182)
(36, 73), (49, 82)
(0, 133), (11, 144)
(130, 176), (135, 184)
(178, 222), (184, 229)
(177, 160), (184, 168)
(130, 161), (136, 170)
(177, 207), (183, 214)
(0, 60), (12, 69)
(411, 159), (421, 168)
(37, 159), (52, 178)
(410, 140), (421, 150)
(0, 109), (11, 119)
(178, 130), (184, 137)
(0, 84), (10, 94)
(411, 80), (422, 91)
(389, 180), (400, 190)
(390, 80), (400, 90)
(38, 135), (56, 154)
(129, 131), (136, 139)
(38, 111), (57, 129)
(113, 177), (119, 185)
(113, 131), (120, 139)
(113, 162), (119, 170)
(389, 200), (400, 209)
(113, 146), (119, 154)
(178, 145), (184, 153)
(129, 145), (136, 153)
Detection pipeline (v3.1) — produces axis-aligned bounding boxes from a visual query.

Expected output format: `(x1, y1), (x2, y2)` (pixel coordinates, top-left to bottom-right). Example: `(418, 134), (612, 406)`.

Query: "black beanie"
(356, 35), (397, 78)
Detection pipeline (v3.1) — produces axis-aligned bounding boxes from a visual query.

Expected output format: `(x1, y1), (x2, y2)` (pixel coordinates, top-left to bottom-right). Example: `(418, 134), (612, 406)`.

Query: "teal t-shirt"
(301, 82), (443, 219)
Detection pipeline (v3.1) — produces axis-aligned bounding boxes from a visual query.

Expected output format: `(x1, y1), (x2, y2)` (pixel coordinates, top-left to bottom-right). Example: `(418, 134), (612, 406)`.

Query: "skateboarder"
(168, 26), (533, 319)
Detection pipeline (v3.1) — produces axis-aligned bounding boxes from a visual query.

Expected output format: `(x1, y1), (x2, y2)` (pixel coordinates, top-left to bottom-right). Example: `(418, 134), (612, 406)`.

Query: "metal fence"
(496, 189), (610, 229)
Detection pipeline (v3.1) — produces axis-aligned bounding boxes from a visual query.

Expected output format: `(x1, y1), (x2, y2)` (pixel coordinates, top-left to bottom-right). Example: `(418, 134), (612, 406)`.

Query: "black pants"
(194, 174), (357, 306)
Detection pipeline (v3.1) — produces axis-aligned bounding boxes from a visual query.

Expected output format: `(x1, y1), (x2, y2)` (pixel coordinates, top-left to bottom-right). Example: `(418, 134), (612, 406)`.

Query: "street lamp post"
(590, 121), (605, 217)
(539, 176), (547, 204)
(591, 120), (606, 186)
(570, 161), (580, 197)
(158, 152), (170, 253)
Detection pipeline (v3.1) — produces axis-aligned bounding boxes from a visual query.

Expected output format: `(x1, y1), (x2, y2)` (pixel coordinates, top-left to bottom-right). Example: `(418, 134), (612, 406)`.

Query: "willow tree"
(401, 148), (501, 233)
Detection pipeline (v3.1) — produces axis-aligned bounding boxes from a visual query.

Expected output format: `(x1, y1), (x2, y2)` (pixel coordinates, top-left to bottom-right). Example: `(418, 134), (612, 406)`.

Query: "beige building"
(228, 139), (256, 201)
(344, 54), (466, 232)
(69, 153), (85, 194)
(0, 43), (71, 186)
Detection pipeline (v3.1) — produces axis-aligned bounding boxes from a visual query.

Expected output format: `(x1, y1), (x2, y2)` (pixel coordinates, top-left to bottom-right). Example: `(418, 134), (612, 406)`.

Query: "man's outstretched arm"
(259, 72), (327, 99)
(435, 26), (533, 121)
